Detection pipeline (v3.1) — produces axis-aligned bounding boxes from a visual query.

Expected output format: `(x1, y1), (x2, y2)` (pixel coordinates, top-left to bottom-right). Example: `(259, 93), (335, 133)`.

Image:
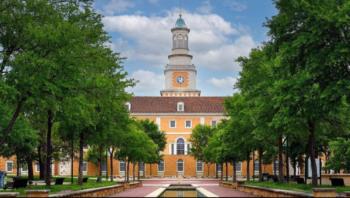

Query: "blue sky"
(93, 0), (277, 96)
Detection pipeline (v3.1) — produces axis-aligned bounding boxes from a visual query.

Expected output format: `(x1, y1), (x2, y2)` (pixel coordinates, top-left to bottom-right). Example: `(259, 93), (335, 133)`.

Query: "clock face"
(176, 76), (185, 84)
(177, 34), (183, 40)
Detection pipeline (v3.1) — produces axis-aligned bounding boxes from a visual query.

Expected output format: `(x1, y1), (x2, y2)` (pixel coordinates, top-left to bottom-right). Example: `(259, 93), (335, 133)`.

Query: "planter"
(0, 192), (19, 197)
(26, 190), (50, 197)
(237, 185), (312, 197)
(312, 188), (336, 198)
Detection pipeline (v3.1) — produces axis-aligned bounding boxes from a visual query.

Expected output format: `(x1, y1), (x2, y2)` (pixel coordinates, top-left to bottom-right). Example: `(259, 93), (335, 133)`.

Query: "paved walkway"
(200, 185), (252, 197)
(111, 186), (158, 197)
(110, 179), (252, 197)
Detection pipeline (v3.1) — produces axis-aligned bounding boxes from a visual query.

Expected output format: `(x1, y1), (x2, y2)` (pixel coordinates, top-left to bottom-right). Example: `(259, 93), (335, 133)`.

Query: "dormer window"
(177, 102), (184, 112)
(125, 102), (131, 112)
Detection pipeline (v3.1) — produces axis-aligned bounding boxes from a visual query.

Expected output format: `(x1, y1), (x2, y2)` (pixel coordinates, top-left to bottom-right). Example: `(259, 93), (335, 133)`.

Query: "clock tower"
(161, 15), (201, 97)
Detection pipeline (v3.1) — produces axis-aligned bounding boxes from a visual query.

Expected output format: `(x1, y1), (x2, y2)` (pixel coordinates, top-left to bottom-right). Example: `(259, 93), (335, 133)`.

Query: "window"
(120, 161), (125, 172)
(6, 161), (13, 172)
(211, 120), (217, 127)
(35, 162), (40, 172)
(177, 160), (184, 172)
(170, 120), (176, 128)
(139, 162), (144, 172)
(216, 163), (222, 172)
(177, 102), (184, 112)
(235, 162), (242, 172)
(82, 161), (88, 172)
(176, 138), (185, 155)
(185, 120), (192, 128)
(158, 160), (164, 172)
(196, 161), (203, 172)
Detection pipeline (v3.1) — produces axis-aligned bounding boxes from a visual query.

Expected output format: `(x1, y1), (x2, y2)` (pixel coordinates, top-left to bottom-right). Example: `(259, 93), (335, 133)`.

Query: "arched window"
(177, 159), (184, 172)
(177, 138), (185, 155)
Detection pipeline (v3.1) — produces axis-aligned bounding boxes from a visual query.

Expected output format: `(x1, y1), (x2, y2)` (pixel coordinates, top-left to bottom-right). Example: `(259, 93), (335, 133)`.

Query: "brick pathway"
(111, 186), (158, 197)
(110, 179), (252, 197)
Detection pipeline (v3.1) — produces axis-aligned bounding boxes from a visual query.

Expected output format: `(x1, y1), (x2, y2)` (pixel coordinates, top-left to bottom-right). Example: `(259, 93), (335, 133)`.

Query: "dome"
(175, 14), (186, 28)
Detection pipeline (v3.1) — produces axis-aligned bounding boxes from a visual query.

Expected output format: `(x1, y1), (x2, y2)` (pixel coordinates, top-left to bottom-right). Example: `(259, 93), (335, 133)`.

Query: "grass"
(0, 180), (118, 195)
(245, 181), (350, 193)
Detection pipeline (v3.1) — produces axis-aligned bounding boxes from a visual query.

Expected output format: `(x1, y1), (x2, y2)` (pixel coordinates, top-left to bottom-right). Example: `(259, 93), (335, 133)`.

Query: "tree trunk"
(308, 120), (318, 186)
(71, 135), (74, 184)
(252, 151), (255, 181)
(220, 163), (223, 181)
(27, 157), (34, 182)
(106, 149), (109, 180)
(216, 163), (218, 179)
(1, 98), (26, 145)
(293, 158), (297, 177)
(258, 148), (263, 182)
(78, 132), (84, 185)
(246, 152), (250, 181)
(285, 139), (290, 182)
(225, 162), (228, 181)
(16, 157), (20, 177)
(126, 160), (130, 182)
(110, 149), (114, 181)
(304, 154), (308, 184)
(232, 160), (237, 182)
(278, 135), (284, 182)
(38, 146), (45, 179)
(45, 110), (53, 186)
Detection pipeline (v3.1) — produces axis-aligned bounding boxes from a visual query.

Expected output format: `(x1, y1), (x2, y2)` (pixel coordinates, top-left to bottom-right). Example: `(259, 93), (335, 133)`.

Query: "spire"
(175, 14), (186, 28)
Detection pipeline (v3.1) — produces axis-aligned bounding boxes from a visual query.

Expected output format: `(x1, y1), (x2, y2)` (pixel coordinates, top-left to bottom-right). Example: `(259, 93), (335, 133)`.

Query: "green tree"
(265, 0), (350, 185)
(326, 138), (350, 173)
(138, 119), (166, 176)
(190, 125), (215, 177)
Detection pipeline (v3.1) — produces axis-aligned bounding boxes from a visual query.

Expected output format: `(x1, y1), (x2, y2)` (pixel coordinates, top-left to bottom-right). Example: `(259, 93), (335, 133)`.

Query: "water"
(159, 184), (206, 197)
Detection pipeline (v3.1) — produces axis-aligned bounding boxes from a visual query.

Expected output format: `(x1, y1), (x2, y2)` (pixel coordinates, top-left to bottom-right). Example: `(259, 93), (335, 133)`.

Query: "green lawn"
(245, 181), (350, 193)
(0, 180), (118, 195)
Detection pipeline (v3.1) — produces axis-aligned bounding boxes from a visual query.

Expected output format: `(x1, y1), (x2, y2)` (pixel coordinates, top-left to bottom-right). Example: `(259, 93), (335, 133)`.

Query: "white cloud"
(196, 0), (212, 14)
(127, 70), (164, 96)
(103, 10), (255, 71)
(208, 76), (238, 95)
(102, 0), (135, 15)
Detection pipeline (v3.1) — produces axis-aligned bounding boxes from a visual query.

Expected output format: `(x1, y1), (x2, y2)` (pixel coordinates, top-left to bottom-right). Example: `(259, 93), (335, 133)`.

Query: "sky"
(93, 0), (277, 96)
